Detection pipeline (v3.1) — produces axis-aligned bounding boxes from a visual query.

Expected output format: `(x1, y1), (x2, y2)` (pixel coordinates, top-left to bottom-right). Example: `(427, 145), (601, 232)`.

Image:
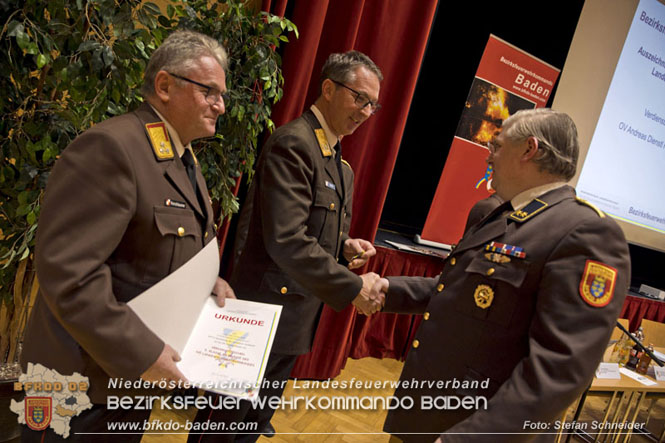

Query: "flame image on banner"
(456, 77), (534, 148)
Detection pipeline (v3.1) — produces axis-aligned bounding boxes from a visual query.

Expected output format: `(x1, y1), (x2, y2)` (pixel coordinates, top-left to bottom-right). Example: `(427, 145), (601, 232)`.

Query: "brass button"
(177, 227), (185, 237)
(423, 312), (430, 320)
(412, 339), (420, 349)
(204, 231), (209, 238)
(450, 257), (457, 266)
(280, 286), (288, 294)
(436, 283), (444, 292)
(329, 203), (335, 210)
(486, 268), (495, 276)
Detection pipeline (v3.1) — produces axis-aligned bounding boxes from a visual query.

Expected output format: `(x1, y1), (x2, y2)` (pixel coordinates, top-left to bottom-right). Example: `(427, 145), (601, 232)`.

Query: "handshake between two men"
(343, 237), (389, 316)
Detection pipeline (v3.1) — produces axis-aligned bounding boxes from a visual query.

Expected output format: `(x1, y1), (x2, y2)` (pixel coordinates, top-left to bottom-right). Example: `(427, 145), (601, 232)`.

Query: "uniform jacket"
(21, 103), (217, 403)
(464, 194), (503, 232)
(230, 110), (362, 355)
(382, 186), (630, 442)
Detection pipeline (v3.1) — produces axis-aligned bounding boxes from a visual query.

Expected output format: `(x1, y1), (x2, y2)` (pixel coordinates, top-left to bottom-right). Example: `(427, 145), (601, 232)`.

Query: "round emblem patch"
(474, 284), (494, 309)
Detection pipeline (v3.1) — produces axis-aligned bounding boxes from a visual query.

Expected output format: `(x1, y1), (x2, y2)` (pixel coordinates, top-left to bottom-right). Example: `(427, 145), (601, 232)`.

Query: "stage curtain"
(620, 294), (665, 332)
(291, 247), (445, 379)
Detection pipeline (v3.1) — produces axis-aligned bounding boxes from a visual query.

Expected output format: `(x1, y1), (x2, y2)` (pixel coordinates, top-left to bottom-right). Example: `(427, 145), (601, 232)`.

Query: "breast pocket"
(455, 252), (530, 327)
(151, 206), (201, 276)
(307, 187), (339, 251)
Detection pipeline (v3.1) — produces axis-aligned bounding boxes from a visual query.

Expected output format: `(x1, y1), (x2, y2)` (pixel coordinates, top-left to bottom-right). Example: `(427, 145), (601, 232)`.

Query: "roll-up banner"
(420, 35), (560, 246)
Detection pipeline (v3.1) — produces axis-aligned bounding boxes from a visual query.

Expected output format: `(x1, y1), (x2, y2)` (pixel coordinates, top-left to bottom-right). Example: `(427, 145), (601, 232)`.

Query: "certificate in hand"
(178, 298), (281, 399)
(128, 240), (281, 399)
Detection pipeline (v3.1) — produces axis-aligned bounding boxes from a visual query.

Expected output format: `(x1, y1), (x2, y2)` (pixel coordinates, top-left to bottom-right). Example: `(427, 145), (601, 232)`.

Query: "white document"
(596, 362), (621, 379)
(178, 298), (281, 399)
(128, 240), (282, 399)
(128, 240), (220, 354)
(619, 367), (658, 386)
(653, 366), (665, 382)
(384, 240), (447, 258)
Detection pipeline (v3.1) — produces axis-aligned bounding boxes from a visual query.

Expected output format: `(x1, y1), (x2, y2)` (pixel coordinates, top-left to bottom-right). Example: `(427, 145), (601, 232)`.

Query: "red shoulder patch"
(579, 260), (617, 308)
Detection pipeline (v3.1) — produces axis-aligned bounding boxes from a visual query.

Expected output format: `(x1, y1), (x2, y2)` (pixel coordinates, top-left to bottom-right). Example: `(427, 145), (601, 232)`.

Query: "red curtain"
(620, 294), (665, 332)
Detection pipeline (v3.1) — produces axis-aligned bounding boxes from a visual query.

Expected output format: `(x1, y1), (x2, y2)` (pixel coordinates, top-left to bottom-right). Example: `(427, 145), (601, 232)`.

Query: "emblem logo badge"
(579, 260), (617, 307)
(474, 284), (494, 309)
(25, 397), (52, 431)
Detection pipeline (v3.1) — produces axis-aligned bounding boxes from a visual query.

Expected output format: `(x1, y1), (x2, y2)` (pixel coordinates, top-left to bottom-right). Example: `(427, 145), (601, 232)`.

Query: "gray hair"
(141, 30), (228, 97)
(319, 50), (383, 91)
(502, 108), (579, 180)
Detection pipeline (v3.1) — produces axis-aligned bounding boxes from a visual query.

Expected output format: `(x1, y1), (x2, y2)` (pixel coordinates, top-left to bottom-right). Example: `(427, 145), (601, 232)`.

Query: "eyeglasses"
(331, 80), (381, 114)
(168, 72), (229, 106)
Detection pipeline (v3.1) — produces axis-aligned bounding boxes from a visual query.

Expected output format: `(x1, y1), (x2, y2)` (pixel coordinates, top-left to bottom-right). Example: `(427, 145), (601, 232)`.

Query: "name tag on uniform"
(165, 199), (187, 209)
(325, 180), (336, 191)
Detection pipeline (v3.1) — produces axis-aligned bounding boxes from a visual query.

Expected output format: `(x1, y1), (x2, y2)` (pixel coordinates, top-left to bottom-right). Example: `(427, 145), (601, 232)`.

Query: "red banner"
(420, 35), (560, 245)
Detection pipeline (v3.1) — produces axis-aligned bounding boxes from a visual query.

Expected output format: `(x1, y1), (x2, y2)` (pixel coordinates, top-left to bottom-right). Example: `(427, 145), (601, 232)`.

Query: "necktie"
(334, 142), (345, 199)
(181, 149), (197, 194)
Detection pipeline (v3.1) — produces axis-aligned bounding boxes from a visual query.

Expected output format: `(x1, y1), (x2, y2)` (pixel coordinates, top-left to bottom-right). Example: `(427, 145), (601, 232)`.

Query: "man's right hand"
(353, 272), (385, 315)
(140, 343), (188, 385)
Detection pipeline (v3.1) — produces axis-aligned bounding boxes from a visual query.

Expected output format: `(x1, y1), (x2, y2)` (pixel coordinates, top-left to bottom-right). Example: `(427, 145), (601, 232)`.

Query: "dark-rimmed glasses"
(168, 72), (228, 106)
(331, 80), (381, 114)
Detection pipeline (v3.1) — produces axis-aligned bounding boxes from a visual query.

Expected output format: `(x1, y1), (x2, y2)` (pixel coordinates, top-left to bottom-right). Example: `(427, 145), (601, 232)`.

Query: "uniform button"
(423, 312), (430, 320)
(280, 287), (288, 294)
(450, 257), (457, 266)
(329, 203), (335, 210)
(486, 268), (495, 276)
(204, 231), (209, 238)
(412, 339), (420, 349)
(177, 227), (185, 237)
(436, 283), (444, 292)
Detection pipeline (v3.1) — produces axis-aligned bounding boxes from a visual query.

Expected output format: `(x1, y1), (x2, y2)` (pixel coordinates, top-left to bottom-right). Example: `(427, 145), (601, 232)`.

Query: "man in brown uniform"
(374, 109), (631, 442)
(191, 51), (384, 442)
(20, 30), (234, 441)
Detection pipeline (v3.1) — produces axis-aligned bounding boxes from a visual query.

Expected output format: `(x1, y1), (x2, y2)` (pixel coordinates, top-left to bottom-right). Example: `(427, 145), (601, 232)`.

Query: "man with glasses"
(191, 50), (384, 442)
(372, 109), (630, 442)
(20, 30), (234, 441)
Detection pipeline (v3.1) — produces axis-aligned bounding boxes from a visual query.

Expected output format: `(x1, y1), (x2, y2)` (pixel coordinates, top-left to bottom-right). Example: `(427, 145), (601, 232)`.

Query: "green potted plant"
(0, 0), (296, 377)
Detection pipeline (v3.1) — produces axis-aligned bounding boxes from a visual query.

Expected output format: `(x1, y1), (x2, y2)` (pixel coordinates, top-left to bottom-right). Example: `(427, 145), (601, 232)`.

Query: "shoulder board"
(575, 197), (605, 218)
(314, 128), (332, 157)
(508, 198), (548, 223)
(341, 159), (352, 169)
(145, 122), (174, 160)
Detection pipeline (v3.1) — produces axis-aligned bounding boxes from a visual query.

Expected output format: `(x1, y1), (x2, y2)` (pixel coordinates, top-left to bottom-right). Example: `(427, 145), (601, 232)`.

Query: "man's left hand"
(212, 277), (236, 307)
(344, 238), (376, 269)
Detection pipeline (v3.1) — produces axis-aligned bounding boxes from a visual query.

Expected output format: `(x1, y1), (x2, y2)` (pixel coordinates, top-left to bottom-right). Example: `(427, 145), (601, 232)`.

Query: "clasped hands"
(353, 272), (389, 316)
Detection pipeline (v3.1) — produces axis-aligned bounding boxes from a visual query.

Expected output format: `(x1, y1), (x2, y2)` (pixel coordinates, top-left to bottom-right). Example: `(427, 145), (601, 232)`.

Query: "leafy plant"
(0, 0), (296, 368)
(162, 0), (297, 216)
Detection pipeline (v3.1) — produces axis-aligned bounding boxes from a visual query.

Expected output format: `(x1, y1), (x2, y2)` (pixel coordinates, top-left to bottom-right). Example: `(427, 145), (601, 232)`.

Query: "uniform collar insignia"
(315, 128), (333, 157)
(145, 122), (174, 160)
(509, 198), (548, 222)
